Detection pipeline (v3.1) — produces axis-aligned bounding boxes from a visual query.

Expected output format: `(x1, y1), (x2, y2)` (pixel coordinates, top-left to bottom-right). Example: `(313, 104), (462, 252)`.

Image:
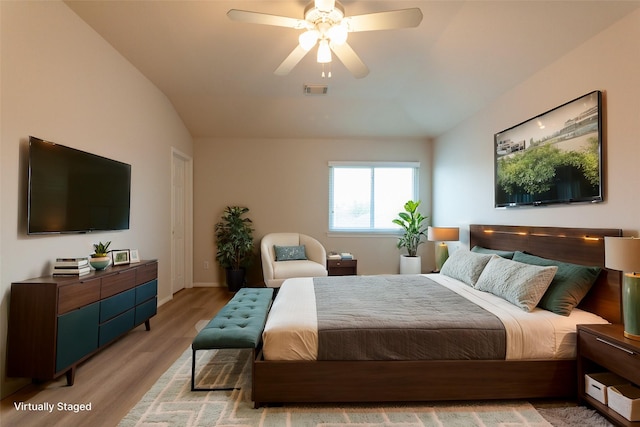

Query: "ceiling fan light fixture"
(317, 39), (332, 63)
(299, 30), (319, 51)
(228, 2), (422, 78)
(327, 22), (348, 45)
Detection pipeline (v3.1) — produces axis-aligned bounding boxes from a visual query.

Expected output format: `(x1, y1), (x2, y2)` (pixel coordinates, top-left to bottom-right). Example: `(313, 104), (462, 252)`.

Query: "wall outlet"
(203, 261), (210, 270)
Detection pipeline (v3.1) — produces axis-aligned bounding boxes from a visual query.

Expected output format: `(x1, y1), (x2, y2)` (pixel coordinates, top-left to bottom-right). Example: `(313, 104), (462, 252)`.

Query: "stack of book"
(53, 257), (90, 277)
(328, 252), (354, 260)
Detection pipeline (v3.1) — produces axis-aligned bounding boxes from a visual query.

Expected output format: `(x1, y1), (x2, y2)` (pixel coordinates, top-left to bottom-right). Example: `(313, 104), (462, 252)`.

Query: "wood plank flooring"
(1, 287), (233, 427)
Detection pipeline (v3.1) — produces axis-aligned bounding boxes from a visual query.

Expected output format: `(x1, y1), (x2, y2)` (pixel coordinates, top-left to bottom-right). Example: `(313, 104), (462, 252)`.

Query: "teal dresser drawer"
(99, 308), (135, 346)
(100, 289), (135, 323)
(56, 302), (99, 373)
(135, 297), (157, 325)
(135, 279), (157, 304)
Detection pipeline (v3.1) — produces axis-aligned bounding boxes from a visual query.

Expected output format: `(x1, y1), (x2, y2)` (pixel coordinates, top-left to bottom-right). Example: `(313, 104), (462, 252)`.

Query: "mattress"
(262, 273), (609, 361)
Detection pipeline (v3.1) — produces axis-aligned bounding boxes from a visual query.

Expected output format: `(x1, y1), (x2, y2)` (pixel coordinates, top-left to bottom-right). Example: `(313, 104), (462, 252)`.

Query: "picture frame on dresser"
(112, 249), (130, 265)
(129, 249), (140, 263)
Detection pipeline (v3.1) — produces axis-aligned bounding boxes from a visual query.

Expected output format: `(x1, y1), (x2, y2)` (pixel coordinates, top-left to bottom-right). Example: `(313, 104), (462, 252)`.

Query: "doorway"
(171, 148), (193, 294)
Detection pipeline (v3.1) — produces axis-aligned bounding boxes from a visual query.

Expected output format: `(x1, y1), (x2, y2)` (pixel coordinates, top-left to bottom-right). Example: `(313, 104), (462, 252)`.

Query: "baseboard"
(158, 295), (173, 307)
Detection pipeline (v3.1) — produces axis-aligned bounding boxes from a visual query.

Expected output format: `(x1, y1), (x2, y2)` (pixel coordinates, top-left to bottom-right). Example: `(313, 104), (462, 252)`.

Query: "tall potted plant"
(215, 206), (254, 291)
(392, 200), (428, 274)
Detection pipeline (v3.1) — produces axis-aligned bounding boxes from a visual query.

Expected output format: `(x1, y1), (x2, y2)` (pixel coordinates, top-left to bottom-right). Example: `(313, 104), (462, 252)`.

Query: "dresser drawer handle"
(596, 337), (636, 355)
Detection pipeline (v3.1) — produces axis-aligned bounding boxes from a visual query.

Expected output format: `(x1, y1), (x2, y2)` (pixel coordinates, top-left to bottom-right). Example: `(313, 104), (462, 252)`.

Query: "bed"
(252, 224), (623, 406)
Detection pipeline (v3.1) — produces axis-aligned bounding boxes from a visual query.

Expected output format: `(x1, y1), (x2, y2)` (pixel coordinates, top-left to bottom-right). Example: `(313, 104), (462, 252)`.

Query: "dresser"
(7, 260), (158, 386)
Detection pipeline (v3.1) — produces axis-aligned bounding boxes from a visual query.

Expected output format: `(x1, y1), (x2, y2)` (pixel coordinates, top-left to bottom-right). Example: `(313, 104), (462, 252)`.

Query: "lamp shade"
(427, 227), (459, 242)
(605, 237), (640, 272)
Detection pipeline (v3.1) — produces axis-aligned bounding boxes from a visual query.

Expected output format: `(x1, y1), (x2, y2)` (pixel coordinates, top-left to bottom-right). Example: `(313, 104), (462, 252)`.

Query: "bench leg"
(191, 348), (242, 392)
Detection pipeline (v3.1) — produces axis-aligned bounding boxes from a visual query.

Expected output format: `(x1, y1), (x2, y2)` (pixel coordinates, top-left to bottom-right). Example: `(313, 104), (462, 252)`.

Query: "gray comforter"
(313, 275), (506, 360)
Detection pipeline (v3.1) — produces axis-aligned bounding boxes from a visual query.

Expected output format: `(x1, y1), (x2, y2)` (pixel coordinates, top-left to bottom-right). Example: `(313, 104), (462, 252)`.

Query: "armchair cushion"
(273, 260), (328, 281)
(274, 245), (307, 261)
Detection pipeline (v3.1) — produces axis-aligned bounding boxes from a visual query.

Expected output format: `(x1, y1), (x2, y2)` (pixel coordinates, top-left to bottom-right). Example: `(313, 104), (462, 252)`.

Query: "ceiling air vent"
(304, 84), (328, 95)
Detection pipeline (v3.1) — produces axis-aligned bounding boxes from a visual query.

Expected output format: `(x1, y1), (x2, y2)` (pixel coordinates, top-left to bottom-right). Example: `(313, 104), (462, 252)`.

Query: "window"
(329, 162), (419, 233)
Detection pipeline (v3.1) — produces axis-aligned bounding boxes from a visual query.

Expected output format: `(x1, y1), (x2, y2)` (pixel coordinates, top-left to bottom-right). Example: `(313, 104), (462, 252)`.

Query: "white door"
(171, 149), (192, 294)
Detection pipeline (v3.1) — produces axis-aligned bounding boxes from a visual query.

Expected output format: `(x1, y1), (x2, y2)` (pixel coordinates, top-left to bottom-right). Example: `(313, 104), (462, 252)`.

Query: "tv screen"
(494, 91), (603, 208)
(28, 136), (131, 234)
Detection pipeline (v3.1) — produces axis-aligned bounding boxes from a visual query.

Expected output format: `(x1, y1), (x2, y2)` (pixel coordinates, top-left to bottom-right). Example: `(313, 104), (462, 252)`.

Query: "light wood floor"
(1, 287), (233, 427)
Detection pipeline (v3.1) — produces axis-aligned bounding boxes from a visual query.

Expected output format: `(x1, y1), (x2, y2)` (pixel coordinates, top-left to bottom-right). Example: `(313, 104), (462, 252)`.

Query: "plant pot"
(225, 268), (246, 292)
(400, 255), (421, 274)
(90, 256), (111, 271)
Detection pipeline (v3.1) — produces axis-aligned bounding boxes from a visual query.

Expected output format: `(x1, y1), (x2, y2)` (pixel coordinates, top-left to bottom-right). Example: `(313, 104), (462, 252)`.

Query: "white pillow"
(439, 249), (493, 286)
(475, 255), (558, 312)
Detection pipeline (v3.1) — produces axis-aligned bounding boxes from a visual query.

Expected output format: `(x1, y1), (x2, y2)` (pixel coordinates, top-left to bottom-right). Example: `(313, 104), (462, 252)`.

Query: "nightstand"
(327, 258), (357, 276)
(577, 324), (640, 426)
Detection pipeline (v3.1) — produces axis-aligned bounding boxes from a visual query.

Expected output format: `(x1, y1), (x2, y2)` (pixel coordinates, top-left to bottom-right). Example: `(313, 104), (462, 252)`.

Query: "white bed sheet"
(262, 274), (609, 361)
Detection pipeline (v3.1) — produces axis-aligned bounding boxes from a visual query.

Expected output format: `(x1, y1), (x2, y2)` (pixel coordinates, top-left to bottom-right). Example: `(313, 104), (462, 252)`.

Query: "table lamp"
(427, 226), (459, 272)
(605, 236), (640, 340)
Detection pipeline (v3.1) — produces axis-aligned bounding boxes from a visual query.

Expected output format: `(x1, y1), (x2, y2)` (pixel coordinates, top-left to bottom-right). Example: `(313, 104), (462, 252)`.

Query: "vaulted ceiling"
(65, 1), (639, 139)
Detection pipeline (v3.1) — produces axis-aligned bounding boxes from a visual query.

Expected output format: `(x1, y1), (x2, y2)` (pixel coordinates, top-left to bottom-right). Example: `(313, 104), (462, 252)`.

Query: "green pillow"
(471, 245), (515, 259)
(511, 251), (601, 316)
(274, 245), (307, 261)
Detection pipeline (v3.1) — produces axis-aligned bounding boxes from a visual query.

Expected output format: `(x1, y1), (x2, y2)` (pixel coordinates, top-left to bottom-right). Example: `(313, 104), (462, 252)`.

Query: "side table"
(577, 323), (640, 426)
(327, 258), (357, 276)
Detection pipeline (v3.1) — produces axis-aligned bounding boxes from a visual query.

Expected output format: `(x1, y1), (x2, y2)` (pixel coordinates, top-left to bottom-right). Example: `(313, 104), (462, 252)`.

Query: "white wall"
(1, 1), (193, 398)
(193, 137), (432, 286)
(432, 9), (640, 245)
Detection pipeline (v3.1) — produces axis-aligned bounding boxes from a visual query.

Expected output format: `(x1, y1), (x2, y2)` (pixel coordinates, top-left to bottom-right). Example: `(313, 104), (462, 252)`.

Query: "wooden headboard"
(469, 224), (622, 323)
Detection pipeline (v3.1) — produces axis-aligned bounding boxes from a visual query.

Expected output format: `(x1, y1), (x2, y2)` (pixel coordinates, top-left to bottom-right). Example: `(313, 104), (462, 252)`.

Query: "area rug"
(535, 406), (613, 427)
(119, 322), (610, 427)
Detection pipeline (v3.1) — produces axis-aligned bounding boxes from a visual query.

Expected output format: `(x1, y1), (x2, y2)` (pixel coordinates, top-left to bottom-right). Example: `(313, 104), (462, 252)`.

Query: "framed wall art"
(494, 90), (603, 208)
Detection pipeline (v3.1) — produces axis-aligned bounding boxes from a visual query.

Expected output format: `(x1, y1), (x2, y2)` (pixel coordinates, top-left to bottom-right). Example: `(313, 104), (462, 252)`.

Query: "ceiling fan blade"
(330, 42), (369, 78)
(227, 9), (307, 29)
(346, 8), (423, 32)
(274, 45), (310, 76)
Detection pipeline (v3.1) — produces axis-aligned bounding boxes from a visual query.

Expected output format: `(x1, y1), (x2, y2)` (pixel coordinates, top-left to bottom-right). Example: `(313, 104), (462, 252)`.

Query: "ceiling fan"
(227, 0), (423, 78)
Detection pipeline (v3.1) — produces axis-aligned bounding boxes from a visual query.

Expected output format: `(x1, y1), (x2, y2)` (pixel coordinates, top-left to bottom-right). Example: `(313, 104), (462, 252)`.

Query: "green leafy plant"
(92, 241), (111, 258)
(214, 206), (254, 270)
(392, 200), (428, 257)
(496, 138), (600, 196)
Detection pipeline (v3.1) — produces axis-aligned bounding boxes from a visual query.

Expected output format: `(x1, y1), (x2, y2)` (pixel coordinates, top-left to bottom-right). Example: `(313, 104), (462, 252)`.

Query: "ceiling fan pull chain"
(321, 63), (332, 79)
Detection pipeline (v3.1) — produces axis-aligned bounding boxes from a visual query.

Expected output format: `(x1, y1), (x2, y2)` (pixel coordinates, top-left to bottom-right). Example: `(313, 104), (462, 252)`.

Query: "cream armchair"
(261, 233), (328, 288)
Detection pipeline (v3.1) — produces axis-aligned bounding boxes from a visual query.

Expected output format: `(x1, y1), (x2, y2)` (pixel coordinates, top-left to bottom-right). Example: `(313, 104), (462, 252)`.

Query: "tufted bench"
(191, 287), (274, 391)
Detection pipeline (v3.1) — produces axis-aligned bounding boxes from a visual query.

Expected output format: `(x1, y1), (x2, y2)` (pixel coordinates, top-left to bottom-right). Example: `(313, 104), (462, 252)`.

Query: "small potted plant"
(392, 200), (428, 274)
(90, 241), (112, 270)
(214, 206), (254, 291)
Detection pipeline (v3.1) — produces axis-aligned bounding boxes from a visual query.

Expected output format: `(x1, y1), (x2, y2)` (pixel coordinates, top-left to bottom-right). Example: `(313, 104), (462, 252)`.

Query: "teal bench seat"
(191, 287), (273, 391)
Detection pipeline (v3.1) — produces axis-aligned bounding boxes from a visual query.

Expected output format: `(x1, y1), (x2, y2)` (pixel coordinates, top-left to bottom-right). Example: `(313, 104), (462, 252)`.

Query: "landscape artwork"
(494, 91), (602, 207)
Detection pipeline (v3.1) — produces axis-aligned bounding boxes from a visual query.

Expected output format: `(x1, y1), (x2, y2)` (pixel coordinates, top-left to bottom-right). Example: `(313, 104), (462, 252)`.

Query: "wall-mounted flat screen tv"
(28, 136), (131, 234)
(494, 90), (603, 208)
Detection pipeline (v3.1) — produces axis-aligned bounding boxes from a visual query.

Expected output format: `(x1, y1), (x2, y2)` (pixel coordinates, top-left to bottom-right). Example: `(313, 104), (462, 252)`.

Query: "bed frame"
(252, 224), (622, 407)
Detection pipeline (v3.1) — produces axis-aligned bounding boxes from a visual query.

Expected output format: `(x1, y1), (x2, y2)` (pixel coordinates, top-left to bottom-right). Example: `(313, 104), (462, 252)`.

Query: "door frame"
(171, 147), (193, 294)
